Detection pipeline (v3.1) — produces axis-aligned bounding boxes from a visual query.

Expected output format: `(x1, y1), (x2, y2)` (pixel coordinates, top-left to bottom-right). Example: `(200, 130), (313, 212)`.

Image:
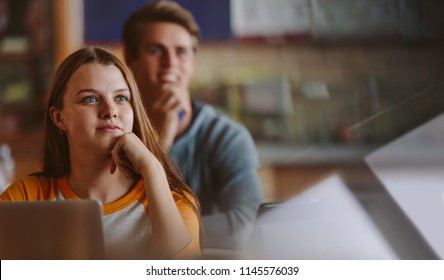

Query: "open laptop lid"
(364, 112), (444, 259)
(0, 200), (106, 260)
(340, 79), (444, 259)
(247, 174), (398, 259)
(247, 80), (444, 260)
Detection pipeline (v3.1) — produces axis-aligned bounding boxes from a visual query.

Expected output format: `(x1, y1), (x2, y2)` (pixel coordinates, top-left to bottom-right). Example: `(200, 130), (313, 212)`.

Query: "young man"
(122, 1), (263, 250)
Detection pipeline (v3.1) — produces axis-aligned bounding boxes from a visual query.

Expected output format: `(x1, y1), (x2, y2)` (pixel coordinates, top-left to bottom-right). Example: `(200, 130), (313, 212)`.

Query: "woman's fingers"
(110, 160), (117, 174)
(110, 132), (154, 177)
(110, 133), (138, 177)
(113, 155), (135, 177)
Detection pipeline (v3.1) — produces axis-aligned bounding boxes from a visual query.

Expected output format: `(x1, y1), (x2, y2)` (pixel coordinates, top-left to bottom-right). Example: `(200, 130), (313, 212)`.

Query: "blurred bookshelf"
(192, 71), (444, 150)
(0, 0), (55, 136)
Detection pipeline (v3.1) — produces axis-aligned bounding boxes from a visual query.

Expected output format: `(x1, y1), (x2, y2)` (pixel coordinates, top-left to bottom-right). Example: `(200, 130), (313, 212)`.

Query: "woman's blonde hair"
(42, 46), (199, 215)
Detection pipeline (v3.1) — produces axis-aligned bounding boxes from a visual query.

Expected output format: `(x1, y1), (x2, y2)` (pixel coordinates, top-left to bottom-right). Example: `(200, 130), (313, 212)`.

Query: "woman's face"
(51, 63), (134, 153)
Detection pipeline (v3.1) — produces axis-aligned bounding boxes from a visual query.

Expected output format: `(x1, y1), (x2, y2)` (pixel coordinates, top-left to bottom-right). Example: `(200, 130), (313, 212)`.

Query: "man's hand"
(149, 84), (184, 147)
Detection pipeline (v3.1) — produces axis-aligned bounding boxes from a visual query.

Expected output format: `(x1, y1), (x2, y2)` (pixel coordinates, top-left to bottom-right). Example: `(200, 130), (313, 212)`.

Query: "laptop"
(338, 80), (444, 259)
(246, 80), (444, 260)
(246, 174), (398, 259)
(365, 112), (444, 259)
(0, 200), (106, 260)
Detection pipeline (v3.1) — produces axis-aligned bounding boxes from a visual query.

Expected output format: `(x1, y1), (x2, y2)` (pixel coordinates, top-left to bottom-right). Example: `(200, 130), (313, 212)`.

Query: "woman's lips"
(97, 125), (121, 132)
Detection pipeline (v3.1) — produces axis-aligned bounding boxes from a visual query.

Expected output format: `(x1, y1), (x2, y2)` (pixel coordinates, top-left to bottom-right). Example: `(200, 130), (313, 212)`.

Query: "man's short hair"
(122, 0), (201, 60)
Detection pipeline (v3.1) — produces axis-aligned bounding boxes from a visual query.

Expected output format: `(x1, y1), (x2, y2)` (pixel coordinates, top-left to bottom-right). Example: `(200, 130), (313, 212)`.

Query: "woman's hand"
(110, 132), (193, 258)
(110, 132), (158, 177)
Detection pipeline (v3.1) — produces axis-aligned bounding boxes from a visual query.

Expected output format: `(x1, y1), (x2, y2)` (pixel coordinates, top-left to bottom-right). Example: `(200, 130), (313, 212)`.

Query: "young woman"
(0, 47), (201, 259)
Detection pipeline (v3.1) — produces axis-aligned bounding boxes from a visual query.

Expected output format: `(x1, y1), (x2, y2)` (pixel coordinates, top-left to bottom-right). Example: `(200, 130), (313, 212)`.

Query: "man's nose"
(162, 51), (178, 67)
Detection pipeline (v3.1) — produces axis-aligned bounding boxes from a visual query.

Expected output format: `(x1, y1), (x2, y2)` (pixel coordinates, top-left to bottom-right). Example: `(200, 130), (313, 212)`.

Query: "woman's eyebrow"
(115, 88), (130, 94)
(75, 88), (99, 96)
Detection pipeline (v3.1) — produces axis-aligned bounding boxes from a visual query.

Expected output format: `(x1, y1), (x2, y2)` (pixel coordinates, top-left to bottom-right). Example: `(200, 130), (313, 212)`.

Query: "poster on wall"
(84, 0), (232, 43)
(84, 0), (147, 44)
(230, 0), (311, 40)
(311, 0), (399, 40)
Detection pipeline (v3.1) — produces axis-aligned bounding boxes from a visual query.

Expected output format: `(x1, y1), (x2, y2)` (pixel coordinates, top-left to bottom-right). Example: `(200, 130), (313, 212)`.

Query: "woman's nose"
(100, 102), (118, 119)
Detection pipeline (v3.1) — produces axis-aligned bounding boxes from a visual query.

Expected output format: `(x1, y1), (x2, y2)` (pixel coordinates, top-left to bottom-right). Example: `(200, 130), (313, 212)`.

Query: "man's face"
(127, 22), (195, 106)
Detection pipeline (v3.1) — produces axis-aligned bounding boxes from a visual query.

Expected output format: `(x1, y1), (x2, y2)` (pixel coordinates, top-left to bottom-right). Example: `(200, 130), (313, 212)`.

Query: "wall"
(67, 0), (444, 145)
(190, 42), (444, 145)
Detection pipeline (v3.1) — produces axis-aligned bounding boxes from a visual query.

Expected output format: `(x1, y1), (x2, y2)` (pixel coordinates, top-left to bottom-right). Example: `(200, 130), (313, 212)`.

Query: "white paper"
(230, 0), (311, 37)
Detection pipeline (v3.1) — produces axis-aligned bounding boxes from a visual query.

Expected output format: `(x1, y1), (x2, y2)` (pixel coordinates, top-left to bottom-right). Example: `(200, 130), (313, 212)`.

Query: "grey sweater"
(170, 101), (264, 250)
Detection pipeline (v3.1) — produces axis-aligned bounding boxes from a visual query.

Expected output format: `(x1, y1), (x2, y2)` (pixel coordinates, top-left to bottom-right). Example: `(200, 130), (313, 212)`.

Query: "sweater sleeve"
(203, 123), (264, 250)
(170, 102), (264, 251)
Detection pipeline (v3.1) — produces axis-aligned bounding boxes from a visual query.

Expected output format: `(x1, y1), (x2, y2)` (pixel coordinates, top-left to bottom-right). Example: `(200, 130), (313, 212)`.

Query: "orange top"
(0, 175), (201, 259)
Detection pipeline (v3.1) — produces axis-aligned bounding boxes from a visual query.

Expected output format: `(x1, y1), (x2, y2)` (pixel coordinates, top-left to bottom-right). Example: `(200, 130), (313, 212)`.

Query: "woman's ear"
(49, 106), (64, 128)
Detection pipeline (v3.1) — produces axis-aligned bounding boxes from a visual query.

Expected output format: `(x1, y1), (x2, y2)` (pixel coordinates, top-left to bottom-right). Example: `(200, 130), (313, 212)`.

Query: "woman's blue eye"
(83, 96), (97, 103)
(115, 95), (128, 102)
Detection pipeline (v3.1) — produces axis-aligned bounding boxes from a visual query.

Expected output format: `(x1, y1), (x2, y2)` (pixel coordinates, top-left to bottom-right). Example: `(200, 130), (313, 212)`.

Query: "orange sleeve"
(0, 176), (56, 201)
(173, 192), (201, 259)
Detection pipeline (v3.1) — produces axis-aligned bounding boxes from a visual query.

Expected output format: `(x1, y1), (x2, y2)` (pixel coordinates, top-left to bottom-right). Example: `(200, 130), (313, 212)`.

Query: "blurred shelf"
(256, 141), (376, 166)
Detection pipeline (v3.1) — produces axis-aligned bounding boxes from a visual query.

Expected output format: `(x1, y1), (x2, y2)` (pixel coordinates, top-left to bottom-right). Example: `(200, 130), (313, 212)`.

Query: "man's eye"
(177, 48), (190, 57)
(82, 96), (97, 103)
(147, 46), (162, 55)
